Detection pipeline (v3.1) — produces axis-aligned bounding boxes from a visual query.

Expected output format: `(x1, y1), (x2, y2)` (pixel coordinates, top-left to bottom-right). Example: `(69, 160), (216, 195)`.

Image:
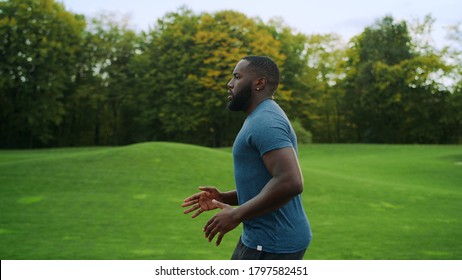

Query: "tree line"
(1, 0), (461, 148)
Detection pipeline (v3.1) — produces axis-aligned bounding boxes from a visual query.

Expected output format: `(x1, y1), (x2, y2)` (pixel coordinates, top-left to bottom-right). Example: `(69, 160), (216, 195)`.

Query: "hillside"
(0, 142), (237, 259)
(0, 143), (461, 259)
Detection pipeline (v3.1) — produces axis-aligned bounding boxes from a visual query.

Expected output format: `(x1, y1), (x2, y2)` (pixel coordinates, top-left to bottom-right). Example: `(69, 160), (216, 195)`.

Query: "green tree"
(138, 7), (202, 144)
(443, 23), (462, 143)
(85, 13), (140, 145)
(190, 10), (286, 146)
(394, 16), (455, 143)
(340, 15), (457, 143)
(301, 33), (346, 143)
(341, 16), (414, 143)
(141, 8), (286, 147)
(263, 19), (312, 132)
(0, 0), (85, 147)
(55, 12), (143, 146)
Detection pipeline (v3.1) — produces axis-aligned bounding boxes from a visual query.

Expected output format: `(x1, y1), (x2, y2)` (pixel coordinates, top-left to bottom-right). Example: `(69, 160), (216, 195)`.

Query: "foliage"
(61, 12), (142, 146)
(0, 0), (85, 147)
(291, 119), (312, 144)
(1, 1), (461, 147)
(339, 16), (456, 143)
(139, 8), (286, 146)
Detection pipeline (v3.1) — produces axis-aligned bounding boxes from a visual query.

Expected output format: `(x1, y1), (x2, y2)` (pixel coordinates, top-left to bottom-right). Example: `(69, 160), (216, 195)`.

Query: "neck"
(244, 96), (273, 116)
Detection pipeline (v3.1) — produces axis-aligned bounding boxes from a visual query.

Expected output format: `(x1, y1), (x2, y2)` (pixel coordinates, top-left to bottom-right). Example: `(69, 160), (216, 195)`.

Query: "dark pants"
(231, 238), (306, 260)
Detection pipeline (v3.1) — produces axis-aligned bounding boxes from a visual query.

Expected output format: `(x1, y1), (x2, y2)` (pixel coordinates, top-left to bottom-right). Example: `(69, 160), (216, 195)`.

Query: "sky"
(59, 0), (461, 48)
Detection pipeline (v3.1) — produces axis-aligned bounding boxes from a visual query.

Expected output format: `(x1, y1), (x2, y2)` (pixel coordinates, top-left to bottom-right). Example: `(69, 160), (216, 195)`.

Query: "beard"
(227, 81), (252, 111)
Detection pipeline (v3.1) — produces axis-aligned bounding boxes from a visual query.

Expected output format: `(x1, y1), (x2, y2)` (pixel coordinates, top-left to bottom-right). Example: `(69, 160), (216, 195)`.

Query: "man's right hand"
(182, 187), (223, 218)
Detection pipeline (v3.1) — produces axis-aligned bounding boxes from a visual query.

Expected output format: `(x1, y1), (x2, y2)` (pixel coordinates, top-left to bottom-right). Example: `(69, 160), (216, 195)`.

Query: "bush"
(291, 119), (313, 144)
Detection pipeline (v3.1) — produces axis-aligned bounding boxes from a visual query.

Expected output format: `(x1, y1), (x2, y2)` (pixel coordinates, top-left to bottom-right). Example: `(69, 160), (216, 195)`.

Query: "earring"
(256, 88), (260, 91)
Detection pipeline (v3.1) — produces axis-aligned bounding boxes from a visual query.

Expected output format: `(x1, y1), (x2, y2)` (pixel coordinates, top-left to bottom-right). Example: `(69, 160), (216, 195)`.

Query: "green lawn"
(0, 142), (461, 259)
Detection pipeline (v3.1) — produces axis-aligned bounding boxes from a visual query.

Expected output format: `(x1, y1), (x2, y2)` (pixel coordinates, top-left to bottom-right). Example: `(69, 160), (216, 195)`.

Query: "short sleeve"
(247, 111), (293, 157)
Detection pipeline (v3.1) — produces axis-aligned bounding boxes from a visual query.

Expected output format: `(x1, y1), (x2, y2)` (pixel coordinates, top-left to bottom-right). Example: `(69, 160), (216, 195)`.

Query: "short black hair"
(242, 55), (280, 90)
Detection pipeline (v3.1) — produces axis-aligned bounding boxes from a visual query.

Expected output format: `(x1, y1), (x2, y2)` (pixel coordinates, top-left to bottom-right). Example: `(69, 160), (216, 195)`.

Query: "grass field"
(0, 142), (461, 259)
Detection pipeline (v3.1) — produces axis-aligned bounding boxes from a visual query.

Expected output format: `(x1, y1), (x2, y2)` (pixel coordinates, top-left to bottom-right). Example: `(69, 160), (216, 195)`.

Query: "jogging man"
(182, 56), (312, 260)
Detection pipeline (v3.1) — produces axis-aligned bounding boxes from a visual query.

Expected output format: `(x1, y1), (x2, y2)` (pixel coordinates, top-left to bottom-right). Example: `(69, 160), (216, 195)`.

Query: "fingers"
(181, 194), (202, 217)
(183, 204), (199, 214)
(191, 208), (204, 218)
(203, 216), (215, 232)
(181, 198), (198, 207)
(184, 187), (216, 203)
(183, 193), (201, 203)
(182, 187), (226, 244)
(198, 186), (216, 192)
(182, 198), (198, 213)
(204, 218), (220, 244)
(215, 232), (225, 246)
(203, 216), (226, 246)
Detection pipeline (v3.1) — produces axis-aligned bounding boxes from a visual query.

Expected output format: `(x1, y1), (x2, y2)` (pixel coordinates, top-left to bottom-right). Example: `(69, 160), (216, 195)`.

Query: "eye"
(233, 74), (239, 79)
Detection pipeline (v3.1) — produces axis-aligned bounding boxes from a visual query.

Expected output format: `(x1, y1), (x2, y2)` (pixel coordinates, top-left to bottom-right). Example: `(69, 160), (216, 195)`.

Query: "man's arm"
(234, 146), (303, 220)
(221, 190), (239, 206)
(203, 146), (304, 245)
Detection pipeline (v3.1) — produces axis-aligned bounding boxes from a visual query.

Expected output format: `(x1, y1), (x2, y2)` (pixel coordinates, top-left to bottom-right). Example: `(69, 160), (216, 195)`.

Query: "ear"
(254, 77), (267, 92)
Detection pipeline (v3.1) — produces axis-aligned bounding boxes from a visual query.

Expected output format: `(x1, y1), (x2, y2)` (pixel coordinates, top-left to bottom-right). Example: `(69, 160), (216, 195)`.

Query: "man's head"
(241, 56), (280, 91)
(227, 56), (280, 113)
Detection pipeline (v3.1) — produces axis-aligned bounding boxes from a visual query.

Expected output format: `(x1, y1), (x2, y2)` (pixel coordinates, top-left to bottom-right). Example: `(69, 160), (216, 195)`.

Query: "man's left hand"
(203, 200), (241, 246)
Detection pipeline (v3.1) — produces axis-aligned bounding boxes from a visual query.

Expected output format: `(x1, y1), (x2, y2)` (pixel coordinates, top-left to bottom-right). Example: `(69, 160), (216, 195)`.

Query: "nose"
(227, 78), (234, 89)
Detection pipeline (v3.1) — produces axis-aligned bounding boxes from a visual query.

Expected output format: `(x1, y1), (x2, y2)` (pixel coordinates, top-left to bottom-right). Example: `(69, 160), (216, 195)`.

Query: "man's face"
(227, 79), (252, 111)
(227, 60), (253, 112)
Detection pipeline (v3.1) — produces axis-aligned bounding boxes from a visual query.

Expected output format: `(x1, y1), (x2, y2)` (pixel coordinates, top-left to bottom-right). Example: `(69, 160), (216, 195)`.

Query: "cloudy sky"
(59, 0), (461, 47)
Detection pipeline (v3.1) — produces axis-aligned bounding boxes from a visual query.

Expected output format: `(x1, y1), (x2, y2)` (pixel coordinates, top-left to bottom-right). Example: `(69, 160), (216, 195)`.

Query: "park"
(0, 142), (460, 259)
(1, 0), (461, 261)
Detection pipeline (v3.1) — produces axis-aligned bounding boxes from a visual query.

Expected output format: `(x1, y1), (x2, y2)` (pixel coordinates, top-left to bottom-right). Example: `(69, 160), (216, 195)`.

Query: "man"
(182, 56), (312, 260)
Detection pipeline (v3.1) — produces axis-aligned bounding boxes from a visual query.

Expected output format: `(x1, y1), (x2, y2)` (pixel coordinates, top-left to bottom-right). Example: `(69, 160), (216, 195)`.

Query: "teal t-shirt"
(232, 99), (312, 253)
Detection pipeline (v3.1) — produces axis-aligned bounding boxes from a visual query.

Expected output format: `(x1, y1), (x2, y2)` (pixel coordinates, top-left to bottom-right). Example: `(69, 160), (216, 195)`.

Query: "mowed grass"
(0, 142), (461, 259)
